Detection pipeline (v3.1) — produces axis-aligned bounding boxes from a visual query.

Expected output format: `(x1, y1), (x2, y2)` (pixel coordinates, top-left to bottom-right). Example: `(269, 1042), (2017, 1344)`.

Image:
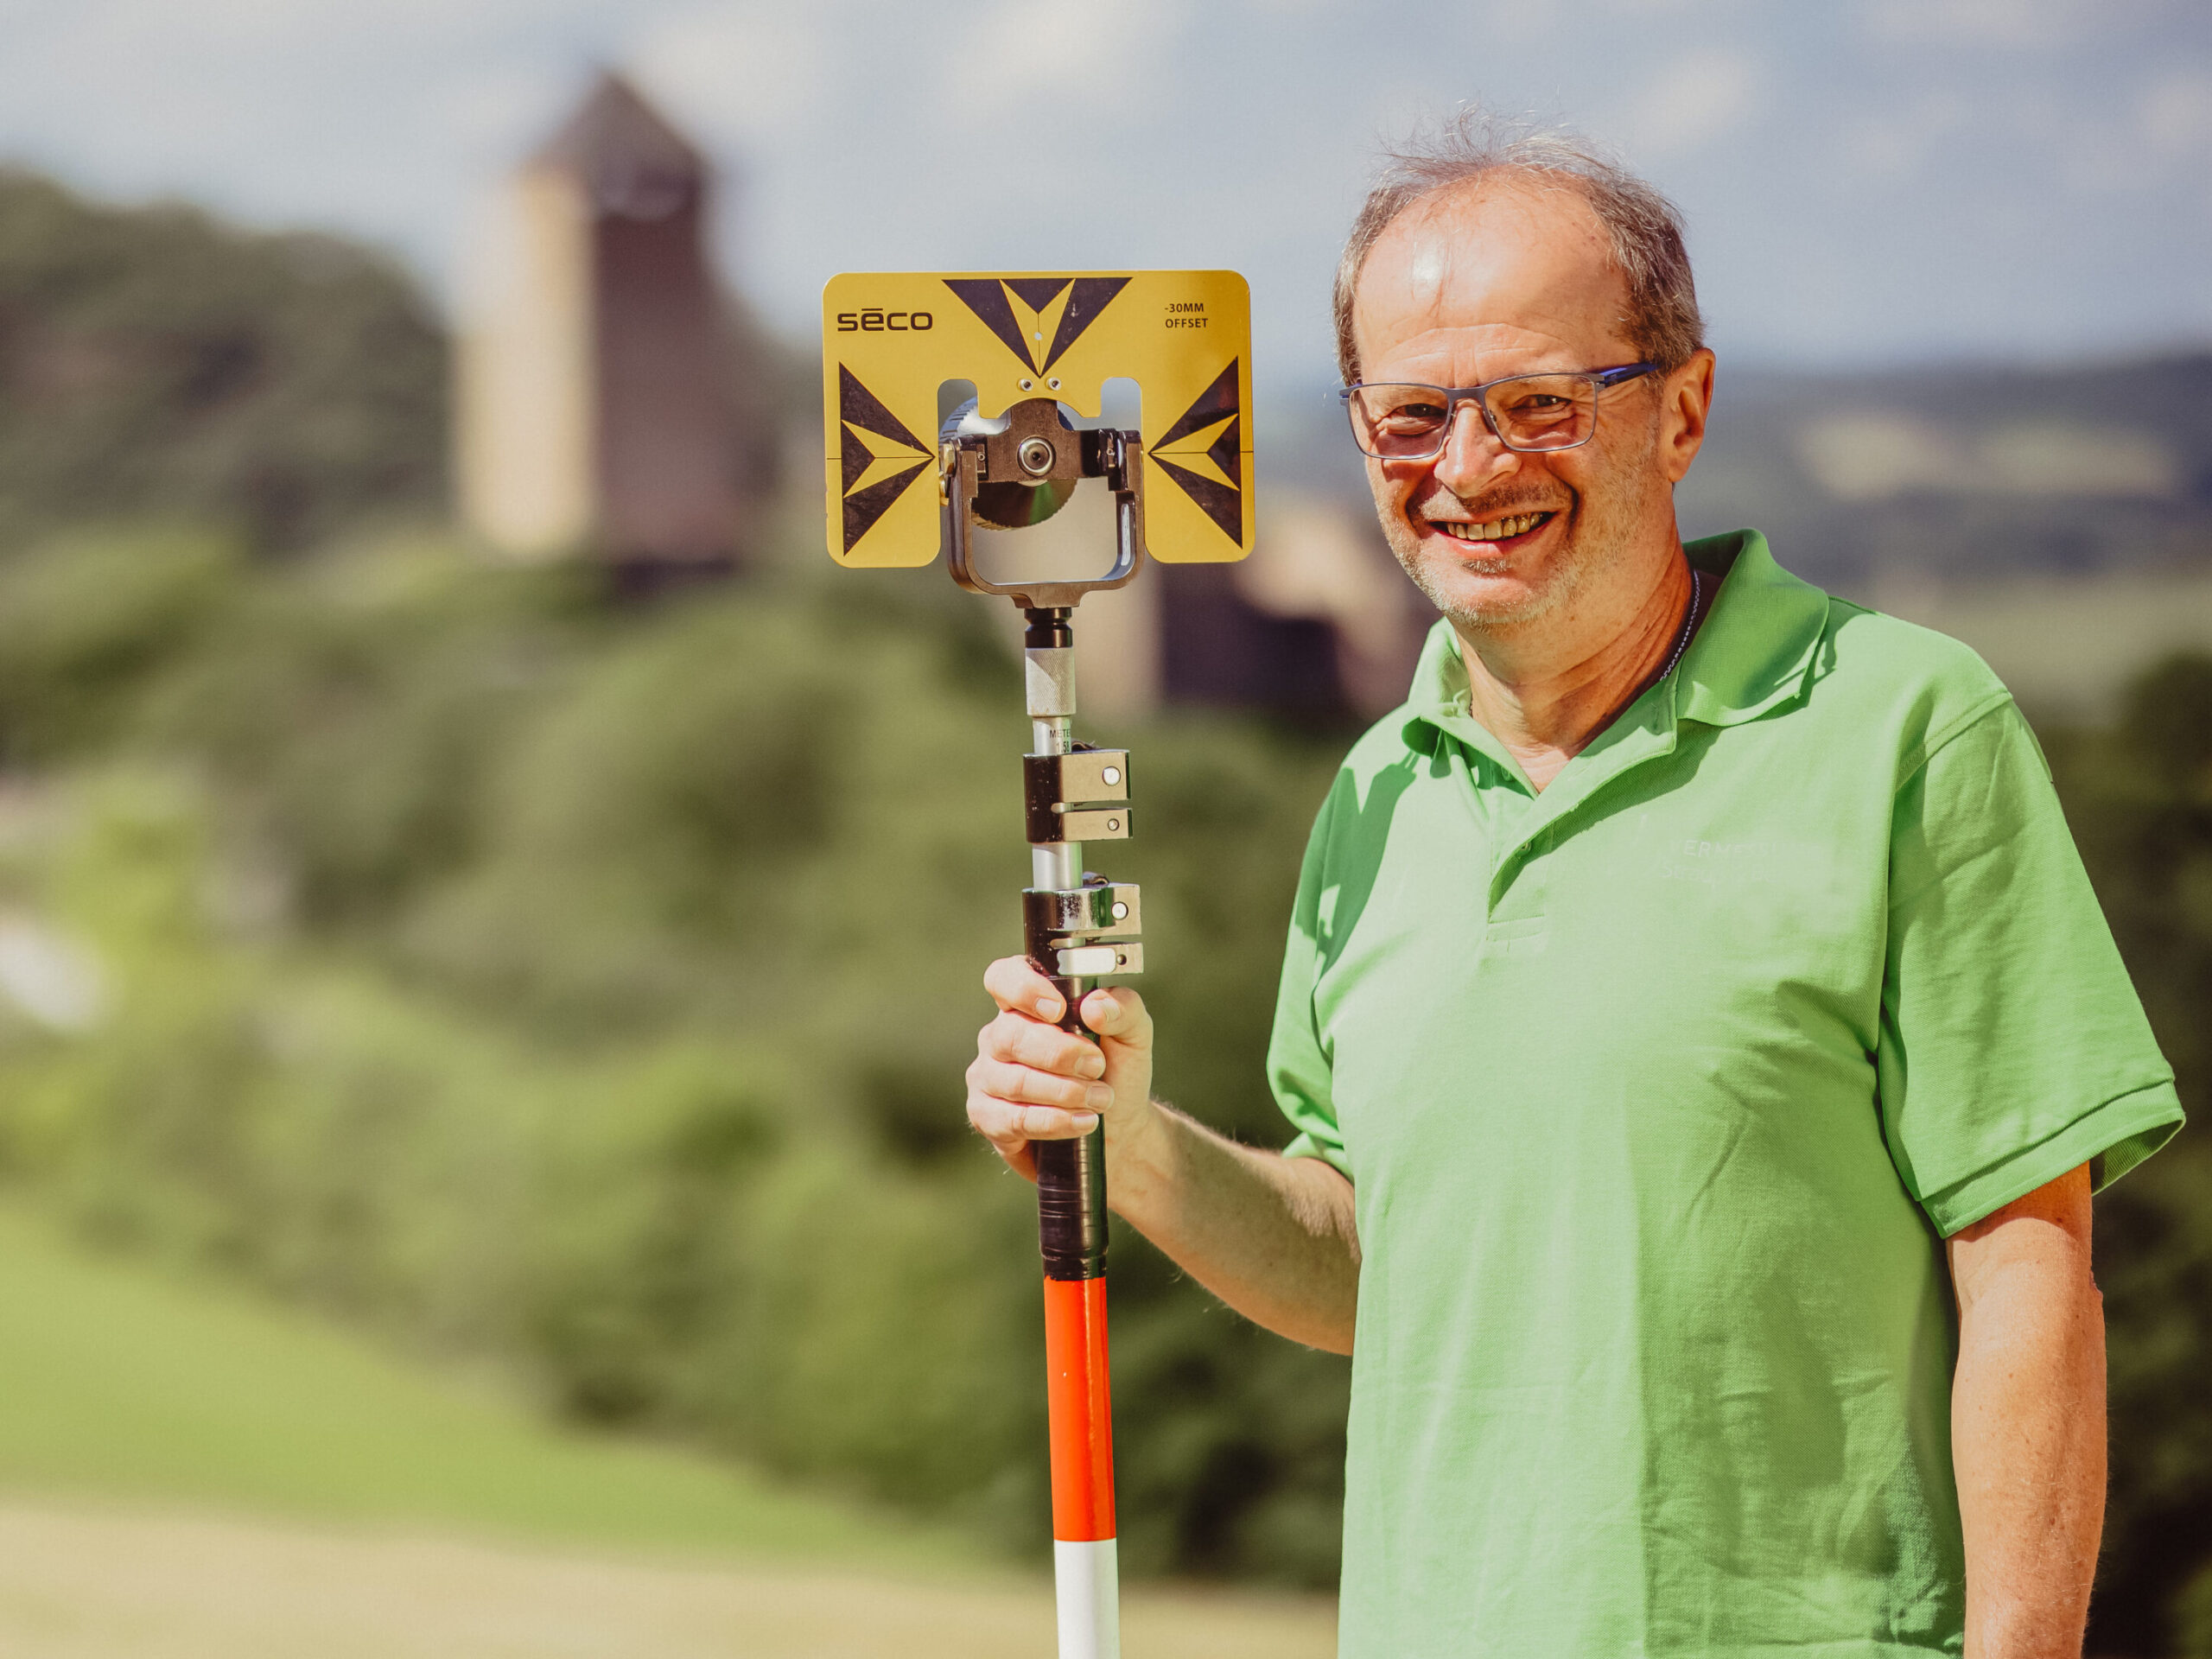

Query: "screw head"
(1100, 766), (1122, 786)
(1106, 817), (1122, 832)
(1110, 901), (1128, 920)
(1017, 436), (1056, 475)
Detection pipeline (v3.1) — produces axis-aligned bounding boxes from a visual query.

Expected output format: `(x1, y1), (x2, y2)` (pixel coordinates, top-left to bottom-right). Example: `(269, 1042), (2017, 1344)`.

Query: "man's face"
(1351, 181), (1678, 630)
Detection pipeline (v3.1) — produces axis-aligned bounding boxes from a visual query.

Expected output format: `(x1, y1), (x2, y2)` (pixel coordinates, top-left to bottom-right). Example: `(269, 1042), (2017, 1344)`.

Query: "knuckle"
(1016, 1027), (1068, 1071)
(982, 956), (1033, 1001)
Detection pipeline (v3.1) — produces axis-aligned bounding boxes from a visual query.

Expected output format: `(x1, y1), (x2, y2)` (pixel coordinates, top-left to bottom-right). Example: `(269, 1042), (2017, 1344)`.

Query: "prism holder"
(823, 270), (1256, 1659)
(823, 269), (1254, 574)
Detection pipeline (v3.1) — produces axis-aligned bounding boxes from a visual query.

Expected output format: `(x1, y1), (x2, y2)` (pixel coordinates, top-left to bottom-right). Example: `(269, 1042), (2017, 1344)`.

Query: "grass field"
(0, 1201), (1337, 1656)
(0, 1200), (956, 1568)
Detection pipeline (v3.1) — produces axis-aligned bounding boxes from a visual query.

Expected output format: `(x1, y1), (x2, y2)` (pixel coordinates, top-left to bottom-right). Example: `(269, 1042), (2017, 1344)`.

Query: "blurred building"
(976, 486), (1426, 728)
(456, 73), (776, 575)
(1161, 493), (1427, 722)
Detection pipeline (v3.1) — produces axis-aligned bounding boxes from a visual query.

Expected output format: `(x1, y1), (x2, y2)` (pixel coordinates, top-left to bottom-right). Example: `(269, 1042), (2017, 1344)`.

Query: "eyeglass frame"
(1338, 362), (1660, 461)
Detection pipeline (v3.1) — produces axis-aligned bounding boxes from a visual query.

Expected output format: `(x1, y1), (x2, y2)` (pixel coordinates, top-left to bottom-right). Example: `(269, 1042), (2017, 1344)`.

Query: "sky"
(1, 0), (2208, 393)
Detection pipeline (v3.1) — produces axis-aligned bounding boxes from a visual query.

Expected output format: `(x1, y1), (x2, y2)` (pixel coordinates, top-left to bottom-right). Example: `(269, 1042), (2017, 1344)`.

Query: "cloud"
(939, 0), (1179, 130)
(1614, 48), (1763, 159)
(2139, 69), (2212, 156)
(2044, 69), (2212, 198)
(1836, 89), (1973, 180)
(630, 2), (829, 147)
(1859, 0), (2101, 49)
(0, 0), (2205, 373)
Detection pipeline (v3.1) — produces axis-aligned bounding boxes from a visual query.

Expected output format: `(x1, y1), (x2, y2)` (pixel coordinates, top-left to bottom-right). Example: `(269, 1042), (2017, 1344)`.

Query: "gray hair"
(1332, 110), (1706, 384)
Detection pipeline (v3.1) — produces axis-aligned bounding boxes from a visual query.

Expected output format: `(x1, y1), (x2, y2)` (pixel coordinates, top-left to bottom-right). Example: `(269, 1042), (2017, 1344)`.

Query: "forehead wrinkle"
(1354, 176), (1634, 378)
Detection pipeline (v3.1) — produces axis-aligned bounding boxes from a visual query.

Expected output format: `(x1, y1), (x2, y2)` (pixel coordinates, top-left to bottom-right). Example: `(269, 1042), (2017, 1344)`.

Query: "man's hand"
(966, 956), (1156, 1181)
(1948, 1163), (2104, 1659)
(964, 954), (1361, 1353)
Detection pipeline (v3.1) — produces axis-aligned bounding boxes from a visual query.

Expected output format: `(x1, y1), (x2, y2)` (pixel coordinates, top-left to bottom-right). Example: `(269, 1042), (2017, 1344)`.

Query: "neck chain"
(1655, 565), (1704, 683)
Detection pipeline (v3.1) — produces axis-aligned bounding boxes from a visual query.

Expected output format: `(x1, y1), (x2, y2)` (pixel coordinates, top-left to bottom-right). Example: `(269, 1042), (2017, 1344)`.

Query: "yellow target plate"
(822, 270), (1254, 568)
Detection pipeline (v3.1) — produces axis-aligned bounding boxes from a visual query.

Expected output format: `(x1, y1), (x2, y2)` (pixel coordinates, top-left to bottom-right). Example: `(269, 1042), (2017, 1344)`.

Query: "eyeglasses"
(1339, 363), (1658, 461)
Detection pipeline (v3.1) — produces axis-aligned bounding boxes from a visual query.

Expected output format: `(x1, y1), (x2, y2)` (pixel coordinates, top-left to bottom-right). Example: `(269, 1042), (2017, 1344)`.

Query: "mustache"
(1408, 480), (1570, 522)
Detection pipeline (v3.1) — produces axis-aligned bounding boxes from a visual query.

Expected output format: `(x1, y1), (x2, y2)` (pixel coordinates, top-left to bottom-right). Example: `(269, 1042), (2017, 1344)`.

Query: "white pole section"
(1054, 1537), (1122, 1659)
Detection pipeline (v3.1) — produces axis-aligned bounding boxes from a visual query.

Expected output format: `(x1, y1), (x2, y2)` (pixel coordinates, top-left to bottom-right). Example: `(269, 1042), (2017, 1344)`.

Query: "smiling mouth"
(1433, 510), (1554, 545)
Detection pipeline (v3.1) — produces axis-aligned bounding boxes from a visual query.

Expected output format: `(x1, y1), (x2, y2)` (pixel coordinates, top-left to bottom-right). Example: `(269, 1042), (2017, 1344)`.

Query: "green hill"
(0, 1197), (969, 1572)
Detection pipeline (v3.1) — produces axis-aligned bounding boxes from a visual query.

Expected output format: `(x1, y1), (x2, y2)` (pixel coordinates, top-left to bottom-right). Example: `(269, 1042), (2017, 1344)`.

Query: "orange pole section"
(1042, 1275), (1116, 1542)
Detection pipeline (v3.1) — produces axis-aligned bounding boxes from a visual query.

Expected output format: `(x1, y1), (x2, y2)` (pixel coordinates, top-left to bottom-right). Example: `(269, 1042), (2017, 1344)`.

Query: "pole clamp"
(1023, 876), (1143, 981)
(1024, 748), (1131, 844)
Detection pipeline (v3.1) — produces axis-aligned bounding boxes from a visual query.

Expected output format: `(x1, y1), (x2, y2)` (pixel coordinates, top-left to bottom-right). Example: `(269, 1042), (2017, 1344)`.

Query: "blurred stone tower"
(457, 73), (774, 574)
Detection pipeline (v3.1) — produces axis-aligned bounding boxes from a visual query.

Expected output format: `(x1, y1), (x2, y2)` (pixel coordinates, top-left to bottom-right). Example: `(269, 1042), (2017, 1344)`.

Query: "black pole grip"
(1036, 1121), (1108, 1281)
(1031, 967), (1109, 1281)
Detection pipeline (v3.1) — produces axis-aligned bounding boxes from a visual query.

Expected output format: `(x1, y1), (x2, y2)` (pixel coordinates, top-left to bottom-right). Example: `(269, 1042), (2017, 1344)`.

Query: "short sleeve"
(1878, 698), (2183, 1236)
(1270, 792), (1351, 1178)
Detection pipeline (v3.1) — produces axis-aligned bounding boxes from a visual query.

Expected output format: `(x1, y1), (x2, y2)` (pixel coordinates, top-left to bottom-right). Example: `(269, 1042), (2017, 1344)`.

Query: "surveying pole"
(823, 270), (1254, 1658)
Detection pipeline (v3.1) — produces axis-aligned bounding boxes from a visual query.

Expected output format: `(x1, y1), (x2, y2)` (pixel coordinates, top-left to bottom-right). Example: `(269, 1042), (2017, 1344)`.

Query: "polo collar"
(1402, 527), (1829, 763)
(1673, 529), (1831, 728)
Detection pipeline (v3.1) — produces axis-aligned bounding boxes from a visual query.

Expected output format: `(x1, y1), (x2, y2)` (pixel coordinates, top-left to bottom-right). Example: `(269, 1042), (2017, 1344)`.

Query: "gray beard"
(1389, 505), (1598, 630)
(1382, 415), (1660, 632)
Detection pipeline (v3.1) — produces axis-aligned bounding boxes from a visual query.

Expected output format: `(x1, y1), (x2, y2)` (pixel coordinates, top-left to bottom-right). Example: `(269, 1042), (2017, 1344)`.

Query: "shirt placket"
(1430, 695), (1686, 957)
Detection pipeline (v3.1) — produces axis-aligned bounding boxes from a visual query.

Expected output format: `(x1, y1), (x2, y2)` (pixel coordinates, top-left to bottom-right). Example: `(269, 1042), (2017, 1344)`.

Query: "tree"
(0, 169), (447, 553)
(2049, 656), (2212, 1657)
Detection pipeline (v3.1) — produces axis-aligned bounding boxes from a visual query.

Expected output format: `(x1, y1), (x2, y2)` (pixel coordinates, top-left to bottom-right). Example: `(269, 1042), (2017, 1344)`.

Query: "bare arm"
(1948, 1163), (2104, 1659)
(965, 957), (1359, 1354)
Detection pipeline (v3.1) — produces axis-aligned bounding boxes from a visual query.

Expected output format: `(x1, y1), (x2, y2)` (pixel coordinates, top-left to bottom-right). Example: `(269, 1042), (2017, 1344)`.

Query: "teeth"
(1440, 512), (1546, 543)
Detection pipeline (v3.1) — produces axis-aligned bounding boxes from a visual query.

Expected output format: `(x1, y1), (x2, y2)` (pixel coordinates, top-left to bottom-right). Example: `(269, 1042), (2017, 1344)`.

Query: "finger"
(1078, 986), (1153, 1049)
(971, 1057), (1114, 1114)
(979, 1014), (1106, 1078)
(982, 955), (1065, 1022)
(967, 1091), (1099, 1147)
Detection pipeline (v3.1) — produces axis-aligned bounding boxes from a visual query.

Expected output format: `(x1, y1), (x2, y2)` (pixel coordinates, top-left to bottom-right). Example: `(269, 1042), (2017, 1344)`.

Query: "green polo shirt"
(1269, 530), (2183, 1659)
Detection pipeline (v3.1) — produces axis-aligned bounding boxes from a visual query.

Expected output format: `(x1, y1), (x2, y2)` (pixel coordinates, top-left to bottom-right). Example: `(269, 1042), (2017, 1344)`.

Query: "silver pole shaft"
(1027, 656), (1081, 893)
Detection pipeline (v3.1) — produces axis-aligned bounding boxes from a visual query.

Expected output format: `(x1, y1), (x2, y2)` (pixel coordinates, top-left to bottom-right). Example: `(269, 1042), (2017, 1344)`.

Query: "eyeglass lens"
(1349, 376), (1599, 457)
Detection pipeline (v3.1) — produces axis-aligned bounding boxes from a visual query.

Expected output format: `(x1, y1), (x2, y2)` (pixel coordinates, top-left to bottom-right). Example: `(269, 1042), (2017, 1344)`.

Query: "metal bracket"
(1057, 941), (1144, 976)
(1026, 874), (1142, 982)
(1023, 880), (1141, 941)
(1024, 747), (1131, 844)
(944, 398), (1147, 610)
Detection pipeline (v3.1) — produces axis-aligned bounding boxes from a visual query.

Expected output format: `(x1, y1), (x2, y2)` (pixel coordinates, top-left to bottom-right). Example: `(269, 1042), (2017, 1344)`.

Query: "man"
(966, 118), (2183, 1658)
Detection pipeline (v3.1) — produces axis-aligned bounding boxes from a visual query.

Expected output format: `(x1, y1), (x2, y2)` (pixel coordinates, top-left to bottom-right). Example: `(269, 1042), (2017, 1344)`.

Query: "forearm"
(1949, 1166), (2104, 1659)
(1107, 1099), (1359, 1354)
(965, 964), (1359, 1352)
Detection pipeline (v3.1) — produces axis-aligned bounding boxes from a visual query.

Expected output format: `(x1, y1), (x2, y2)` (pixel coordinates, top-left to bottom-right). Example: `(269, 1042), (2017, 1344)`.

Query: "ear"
(1661, 349), (1715, 484)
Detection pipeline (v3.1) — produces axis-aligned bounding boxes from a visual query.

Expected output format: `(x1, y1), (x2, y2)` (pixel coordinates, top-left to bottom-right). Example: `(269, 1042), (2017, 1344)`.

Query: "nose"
(1430, 399), (1519, 497)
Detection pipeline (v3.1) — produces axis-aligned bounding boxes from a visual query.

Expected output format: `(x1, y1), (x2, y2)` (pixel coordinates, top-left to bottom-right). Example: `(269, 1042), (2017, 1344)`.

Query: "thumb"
(1077, 986), (1152, 1082)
